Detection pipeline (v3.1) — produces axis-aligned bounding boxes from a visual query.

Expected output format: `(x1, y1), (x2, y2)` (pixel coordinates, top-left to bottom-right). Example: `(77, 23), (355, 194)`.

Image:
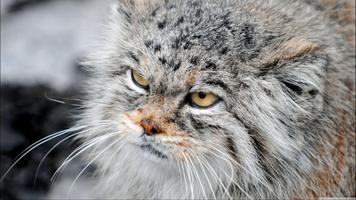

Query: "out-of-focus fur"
(78, 0), (355, 199)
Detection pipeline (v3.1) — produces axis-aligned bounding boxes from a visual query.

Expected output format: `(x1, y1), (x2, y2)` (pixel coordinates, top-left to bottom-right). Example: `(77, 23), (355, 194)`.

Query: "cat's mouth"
(139, 143), (168, 159)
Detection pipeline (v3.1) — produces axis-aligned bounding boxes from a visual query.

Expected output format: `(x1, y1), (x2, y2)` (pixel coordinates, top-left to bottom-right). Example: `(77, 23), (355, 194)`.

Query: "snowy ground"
(1, 0), (112, 199)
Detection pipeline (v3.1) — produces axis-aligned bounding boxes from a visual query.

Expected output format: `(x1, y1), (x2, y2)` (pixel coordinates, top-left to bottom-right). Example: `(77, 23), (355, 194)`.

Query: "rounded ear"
(258, 38), (326, 102)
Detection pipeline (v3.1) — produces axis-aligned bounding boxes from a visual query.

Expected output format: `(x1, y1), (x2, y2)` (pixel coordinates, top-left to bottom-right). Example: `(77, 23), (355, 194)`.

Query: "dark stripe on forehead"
(154, 44), (161, 53)
(173, 61), (182, 71)
(159, 57), (167, 65)
(189, 57), (199, 65)
(167, 59), (182, 71)
(144, 40), (154, 48)
(157, 19), (167, 29)
(170, 27), (190, 50)
(240, 23), (256, 49)
(175, 16), (185, 26)
(219, 47), (229, 55)
(183, 41), (192, 50)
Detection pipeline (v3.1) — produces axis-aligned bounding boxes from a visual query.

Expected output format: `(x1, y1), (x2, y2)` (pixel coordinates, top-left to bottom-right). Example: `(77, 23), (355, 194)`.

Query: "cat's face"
(81, 0), (331, 198)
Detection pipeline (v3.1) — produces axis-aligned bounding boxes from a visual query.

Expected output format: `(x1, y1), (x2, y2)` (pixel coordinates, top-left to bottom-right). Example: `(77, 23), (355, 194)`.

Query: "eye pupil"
(190, 91), (219, 108)
(198, 92), (206, 99)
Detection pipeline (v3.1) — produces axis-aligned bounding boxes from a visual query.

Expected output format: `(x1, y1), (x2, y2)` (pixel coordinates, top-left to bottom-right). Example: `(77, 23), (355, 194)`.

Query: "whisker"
(177, 157), (189, 198)
(44, 93), (66, 105)
(199, 155), (233, 200)
(0, 126), (85, 183)
(100, 134), (128, 175)
(51, 132), (116, 183)
(181, 153), (194, 199)
(65, 136), (125, 198)
(184, 152), (208, 200)
(205, 141), (273, 193)
(51, 140), (97, 184)
(204, 145), (254, 199)
(195, 154), (217, 200)
(15, 126), (85, 162)
(33, 132), (81, 186)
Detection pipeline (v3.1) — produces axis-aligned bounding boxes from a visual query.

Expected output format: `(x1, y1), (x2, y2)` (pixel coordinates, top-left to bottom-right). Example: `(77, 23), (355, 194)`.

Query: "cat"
(77, 0), (355, 199)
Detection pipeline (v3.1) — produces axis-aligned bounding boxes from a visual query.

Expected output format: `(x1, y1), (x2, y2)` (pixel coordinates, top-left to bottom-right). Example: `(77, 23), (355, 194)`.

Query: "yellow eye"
(190, 92), (219, 108)
(132, 69), (150, 89)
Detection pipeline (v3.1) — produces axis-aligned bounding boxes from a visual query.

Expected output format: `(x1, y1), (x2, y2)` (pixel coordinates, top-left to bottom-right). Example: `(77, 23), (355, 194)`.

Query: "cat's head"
(79, 0), (344, 198)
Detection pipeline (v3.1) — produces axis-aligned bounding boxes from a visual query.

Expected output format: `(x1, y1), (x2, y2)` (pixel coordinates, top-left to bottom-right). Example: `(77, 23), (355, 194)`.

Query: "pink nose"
(139, 119), (159, 136)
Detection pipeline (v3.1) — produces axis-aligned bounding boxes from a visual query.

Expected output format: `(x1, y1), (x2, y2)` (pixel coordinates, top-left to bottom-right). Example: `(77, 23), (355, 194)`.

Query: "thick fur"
(78, 0), (355, 199)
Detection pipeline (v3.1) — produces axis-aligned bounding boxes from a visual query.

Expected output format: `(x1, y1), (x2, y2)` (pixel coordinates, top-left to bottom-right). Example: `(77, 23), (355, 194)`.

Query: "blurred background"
(1, 0), (111, 199)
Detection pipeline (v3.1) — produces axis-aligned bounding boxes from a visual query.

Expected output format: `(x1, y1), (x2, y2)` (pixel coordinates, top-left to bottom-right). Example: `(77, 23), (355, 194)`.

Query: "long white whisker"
(51, 141), (97, 184)
(182, 154), (194, 199)
(206, 145), (254, 199)
(65, 137), (125, 198)
(199, 156), (233, 200)
(177, 157), (189, 198)
(17, 126), (85, 160)
(51, 132), (116, 183)
(205, 141), (273, 193)
(195, 154), (217, 200)
(185, 152), (208, 200)
(100, 134), (128, 175)
(33, 132), (80, 186)
(0, 126), (85, 183)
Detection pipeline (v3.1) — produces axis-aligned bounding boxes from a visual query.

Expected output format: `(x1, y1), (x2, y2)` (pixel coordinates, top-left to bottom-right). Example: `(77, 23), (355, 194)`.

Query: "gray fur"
(77, 0), (355, 199)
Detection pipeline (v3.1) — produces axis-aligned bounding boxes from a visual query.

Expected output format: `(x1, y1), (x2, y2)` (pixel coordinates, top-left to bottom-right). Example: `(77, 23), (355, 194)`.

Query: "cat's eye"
(131, 69), (150, 89)
(190, 92), (219, 108)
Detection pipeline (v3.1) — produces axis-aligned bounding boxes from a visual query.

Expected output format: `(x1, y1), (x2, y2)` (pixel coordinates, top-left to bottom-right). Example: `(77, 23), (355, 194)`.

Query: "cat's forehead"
(120, 0), (323, 80)
(125, 0), (267, 74)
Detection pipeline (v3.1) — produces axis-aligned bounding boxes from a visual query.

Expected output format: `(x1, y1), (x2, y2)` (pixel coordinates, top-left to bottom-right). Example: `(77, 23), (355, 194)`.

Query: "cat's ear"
(116, 0), (164, 17)
(264, 38), (319, 65)
(261, 38), (325, 98)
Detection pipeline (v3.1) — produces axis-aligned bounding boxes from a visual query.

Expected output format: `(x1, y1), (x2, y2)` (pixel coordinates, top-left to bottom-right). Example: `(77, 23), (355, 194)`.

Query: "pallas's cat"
(78, 0), (355, 199)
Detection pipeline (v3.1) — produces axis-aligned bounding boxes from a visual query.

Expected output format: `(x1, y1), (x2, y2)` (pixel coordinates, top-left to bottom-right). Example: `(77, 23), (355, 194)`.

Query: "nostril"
(151, 127), (158, 134)
(139, 119), (159, 136)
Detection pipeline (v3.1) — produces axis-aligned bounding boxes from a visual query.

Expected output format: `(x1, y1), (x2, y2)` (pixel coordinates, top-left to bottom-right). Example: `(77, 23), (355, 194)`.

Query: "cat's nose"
(139, 119), (160, 136)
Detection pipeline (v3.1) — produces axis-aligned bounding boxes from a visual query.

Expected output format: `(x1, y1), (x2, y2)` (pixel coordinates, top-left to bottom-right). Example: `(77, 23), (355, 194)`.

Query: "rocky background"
(1, 0), (110, 199)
